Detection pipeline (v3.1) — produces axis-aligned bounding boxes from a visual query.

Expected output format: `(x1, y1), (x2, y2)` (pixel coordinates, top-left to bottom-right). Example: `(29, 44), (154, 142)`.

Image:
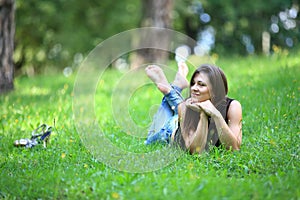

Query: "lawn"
(0, 52), (299, 199)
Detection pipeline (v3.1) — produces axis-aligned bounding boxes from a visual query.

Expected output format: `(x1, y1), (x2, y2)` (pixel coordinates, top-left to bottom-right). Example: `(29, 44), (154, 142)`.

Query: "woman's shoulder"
(227, 98), (242, 119)
(226, 97), (241, 108)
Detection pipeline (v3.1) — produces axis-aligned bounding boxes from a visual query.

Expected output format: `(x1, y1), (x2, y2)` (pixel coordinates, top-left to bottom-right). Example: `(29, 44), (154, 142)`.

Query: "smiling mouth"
(191, 93), (200, 97)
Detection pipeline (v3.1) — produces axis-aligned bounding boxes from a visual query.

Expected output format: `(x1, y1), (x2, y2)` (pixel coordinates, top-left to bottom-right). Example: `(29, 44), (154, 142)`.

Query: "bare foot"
(145, 65), (171, 94)
(173, 62), (189, 89)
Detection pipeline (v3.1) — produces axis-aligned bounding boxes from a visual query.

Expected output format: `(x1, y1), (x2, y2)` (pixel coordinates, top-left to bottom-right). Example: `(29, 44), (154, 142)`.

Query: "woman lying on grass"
(145, 63), (242, 154)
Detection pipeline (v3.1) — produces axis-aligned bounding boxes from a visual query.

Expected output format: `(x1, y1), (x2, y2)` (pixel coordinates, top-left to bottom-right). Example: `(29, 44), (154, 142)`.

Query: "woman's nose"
(191, 84), (198, 91)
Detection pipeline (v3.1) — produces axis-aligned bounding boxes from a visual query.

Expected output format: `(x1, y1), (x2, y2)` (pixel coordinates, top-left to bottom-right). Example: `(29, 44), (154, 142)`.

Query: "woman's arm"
(189, 112), (209, 154)
(198, 100), (242, 150)
(178, 99), (242, 153)
(181, 99), (209, 154)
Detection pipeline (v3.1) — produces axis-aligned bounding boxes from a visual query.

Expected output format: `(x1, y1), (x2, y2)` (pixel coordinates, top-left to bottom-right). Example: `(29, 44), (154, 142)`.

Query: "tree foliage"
(202, 0), (298, 54)
(14, 0), (141, 73)
(14, 0), (299, 73)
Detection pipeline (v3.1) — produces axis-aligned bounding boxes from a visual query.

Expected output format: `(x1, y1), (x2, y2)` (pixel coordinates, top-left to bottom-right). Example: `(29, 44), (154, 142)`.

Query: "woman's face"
(190, 72), (211, 103)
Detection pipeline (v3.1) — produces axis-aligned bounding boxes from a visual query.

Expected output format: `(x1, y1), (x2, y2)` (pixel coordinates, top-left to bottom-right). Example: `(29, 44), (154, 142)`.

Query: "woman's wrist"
(211, 110), (222, 119)
(200, 111), (208, 118)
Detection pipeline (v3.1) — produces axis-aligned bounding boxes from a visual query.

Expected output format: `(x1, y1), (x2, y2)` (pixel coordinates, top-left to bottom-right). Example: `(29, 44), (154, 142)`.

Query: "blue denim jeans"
(145, 85), (184, 144)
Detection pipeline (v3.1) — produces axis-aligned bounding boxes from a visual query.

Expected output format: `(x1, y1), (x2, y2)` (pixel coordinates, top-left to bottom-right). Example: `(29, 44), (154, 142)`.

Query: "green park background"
(0, 0), (299, 199)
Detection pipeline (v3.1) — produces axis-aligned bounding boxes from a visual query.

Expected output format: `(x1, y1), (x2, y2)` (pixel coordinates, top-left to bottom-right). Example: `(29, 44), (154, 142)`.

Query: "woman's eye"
(198, 82), (206, 86)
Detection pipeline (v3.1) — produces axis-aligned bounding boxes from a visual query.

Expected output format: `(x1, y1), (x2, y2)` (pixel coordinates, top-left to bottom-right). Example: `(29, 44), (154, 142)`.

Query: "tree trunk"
(0, 0), (15, 94)
(132, 0), (173, 68)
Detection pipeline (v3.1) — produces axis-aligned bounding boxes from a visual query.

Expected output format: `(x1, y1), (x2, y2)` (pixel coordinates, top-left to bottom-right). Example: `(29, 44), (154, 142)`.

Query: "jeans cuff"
(165, 87), (183, 114)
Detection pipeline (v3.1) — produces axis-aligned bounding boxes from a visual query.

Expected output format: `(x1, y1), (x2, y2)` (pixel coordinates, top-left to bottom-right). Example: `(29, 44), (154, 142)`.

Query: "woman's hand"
(186, 98), (221, 118)
(198, 100), (220, 118)
(185, 98), (202, 113)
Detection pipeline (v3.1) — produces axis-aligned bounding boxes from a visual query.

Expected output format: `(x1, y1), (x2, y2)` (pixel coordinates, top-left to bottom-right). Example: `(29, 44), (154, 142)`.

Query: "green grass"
(0, 52), (299, 199)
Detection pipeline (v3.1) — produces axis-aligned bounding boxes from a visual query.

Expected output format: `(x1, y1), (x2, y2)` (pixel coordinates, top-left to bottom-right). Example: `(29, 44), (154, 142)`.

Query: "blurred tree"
(13, 0), (299, 74)
(201, 0), (296, 54)
(133, 0), (173, 67)
(0, 0), (15, 93)
(173, 0), (298, 55)
(173, 0), (202, 41)
(14, 0), (141, 74)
